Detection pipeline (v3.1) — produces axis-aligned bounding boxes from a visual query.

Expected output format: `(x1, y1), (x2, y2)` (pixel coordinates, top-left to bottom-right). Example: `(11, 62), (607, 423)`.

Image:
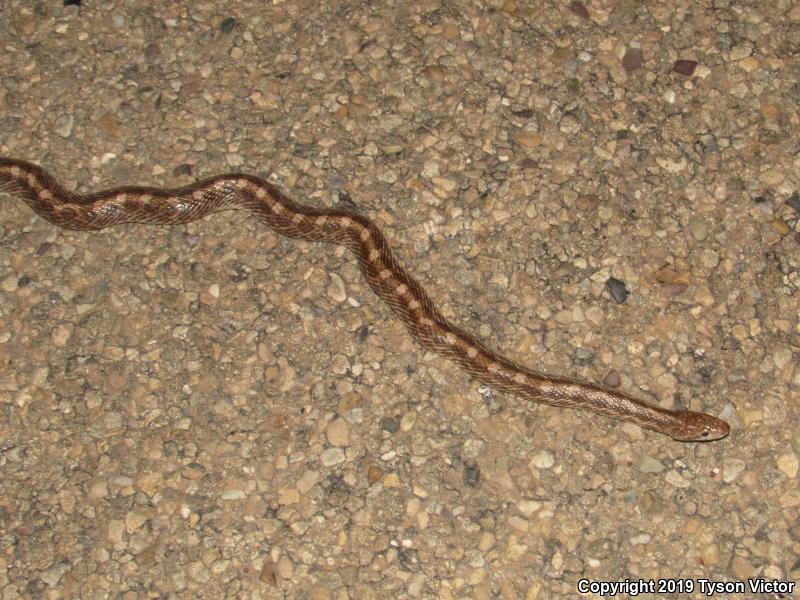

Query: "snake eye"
(702, 430), (710, 438)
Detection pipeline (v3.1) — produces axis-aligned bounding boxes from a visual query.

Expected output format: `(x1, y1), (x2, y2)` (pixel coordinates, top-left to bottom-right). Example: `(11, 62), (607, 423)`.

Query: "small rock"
(688, 215), (708, 241)
(777, 453), (799, 478)
(379, 416), (400, 433)
(576, 194), (599, 210)
(220, 489), (247, 500)
(107, 519), (126, 543)
(296, 470), (320, 493)
(326, 418), (349, 447)
(422, 65), (445, 81)
(530, 450), (555, 469)
(517, 499), (541, 516)
(622, 48), (643, 72)
(759, 169), (784, 186)
(51, 324), (72, 347)
(721, 458), (746, 483)
(665, 470), (691, 489)
(699, 249), (719, 268)
(569, 1), (589, 19)
(278, 488), (300, 505)
(772, 218), (791, 236)
(514, 130), (542, 149)
(637, 456), (665, 473)
(54, 114), (74, 138)
(464, 463), (481, 487)
(672, 60), (698, 76)
(0, 275), (18, 292)
(738, 57), (759, 72)
(326, 273), (347, 303)
(603, 370), (621, 387)
(731, 556), (756, 580)
(780, 490), (800, 508)
(400, 409), (417, 432)
(383, 472), (401, 488)
(125, 510), (151, 533)
(605, 278), (629, 304)
(135, 471), (164, 497)
(367, 465), (384, 484)
(320, 447), (345, 466)
(259, 561), (278, 586)
(96, 112), (123, 138)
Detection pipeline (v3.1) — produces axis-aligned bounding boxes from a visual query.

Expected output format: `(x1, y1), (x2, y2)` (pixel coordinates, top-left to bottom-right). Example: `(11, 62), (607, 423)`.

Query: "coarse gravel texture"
(0, 1), (798, 599)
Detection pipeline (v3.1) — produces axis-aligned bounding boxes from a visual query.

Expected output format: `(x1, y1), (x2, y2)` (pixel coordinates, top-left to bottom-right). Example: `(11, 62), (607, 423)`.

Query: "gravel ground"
(0, 1), (798, 598)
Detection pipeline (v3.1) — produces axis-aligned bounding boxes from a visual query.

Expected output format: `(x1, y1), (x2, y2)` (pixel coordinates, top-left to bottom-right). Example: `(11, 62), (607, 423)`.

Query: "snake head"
(670, 410), (730, 442)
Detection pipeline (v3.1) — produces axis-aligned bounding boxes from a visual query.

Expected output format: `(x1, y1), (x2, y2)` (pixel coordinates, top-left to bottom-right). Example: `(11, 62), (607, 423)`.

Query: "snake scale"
(0, 157), (729, 441)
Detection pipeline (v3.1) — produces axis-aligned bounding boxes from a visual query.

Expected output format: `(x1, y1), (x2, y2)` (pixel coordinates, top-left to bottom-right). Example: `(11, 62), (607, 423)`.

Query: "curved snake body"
(0, 158), (729, 441)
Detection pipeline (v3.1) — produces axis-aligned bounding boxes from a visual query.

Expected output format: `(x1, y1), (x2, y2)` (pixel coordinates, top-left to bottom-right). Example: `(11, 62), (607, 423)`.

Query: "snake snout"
(671, 411), (730, 442)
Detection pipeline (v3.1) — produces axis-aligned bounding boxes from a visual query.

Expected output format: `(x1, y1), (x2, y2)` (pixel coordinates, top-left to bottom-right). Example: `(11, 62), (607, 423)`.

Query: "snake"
(0, 157), (730, 441)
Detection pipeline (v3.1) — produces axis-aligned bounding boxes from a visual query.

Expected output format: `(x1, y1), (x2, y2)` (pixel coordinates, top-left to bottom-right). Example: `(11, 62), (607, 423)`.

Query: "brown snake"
(0, 157), (729, 441)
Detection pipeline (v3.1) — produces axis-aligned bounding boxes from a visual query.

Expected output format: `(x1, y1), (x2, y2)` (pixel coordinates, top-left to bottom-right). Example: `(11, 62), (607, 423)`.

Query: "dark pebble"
(785, 192), (800, 214)
(463, 463), (481, 487)
(623, 48), (644, 72)
(663, 283), (688, 297)
(379, 417), (400, 433)
(220, 17), (237, 33)
(606, 278), (629, 304)
(570, 1), (590, 19)
(603, 370), (621, 387)
(173, 163), (193, 177)
(672, 60), (698, 76)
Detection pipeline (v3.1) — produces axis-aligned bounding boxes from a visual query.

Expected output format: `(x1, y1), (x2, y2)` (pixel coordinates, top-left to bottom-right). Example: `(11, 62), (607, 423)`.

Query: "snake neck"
(502, 371), (687, 438)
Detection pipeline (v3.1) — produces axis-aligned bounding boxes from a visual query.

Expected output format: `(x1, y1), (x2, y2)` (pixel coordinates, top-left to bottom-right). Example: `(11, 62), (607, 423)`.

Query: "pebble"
(570, 1), (589, 19)
(605, 278), (629, 303)
(731, 556), (757, 580)
(0, 275), (18, 292)
(516, 500), (541, 516)
(776, 453), (798, 478)
(107, 520), (126, 544)
(530, 450), (555, 469)
(320, 448), (345, 467)
(687, 215), (708, 241)
(220, 489), (247, 501)
(780, 490), (800, 508)
(125, 510), (151, 533)
(513, 130), (543, 149)
(672, 59), (698, 76)
(54, 114), (74, 137)
(278, 488), (300, 505)
(622, 48), (643, 72)
(664, 470), (691, 489)
(296, 470), (320, 494)
(325, 417), (349, 447)
(383, 473), (401, 488)
(400, 409), (417, 432)
(637, 456), (665, 474)
(367, 465), (384, 485)
(759, 168), (784, 186)
(699, 248), (720, 268)
(771, 218), (790, 236)
(326, 273), (347, 303)
(722, 459), (746, 483)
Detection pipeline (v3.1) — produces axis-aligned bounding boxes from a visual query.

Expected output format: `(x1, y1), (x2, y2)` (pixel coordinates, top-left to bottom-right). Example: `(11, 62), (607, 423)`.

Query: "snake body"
(0, 158), (729, 441)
